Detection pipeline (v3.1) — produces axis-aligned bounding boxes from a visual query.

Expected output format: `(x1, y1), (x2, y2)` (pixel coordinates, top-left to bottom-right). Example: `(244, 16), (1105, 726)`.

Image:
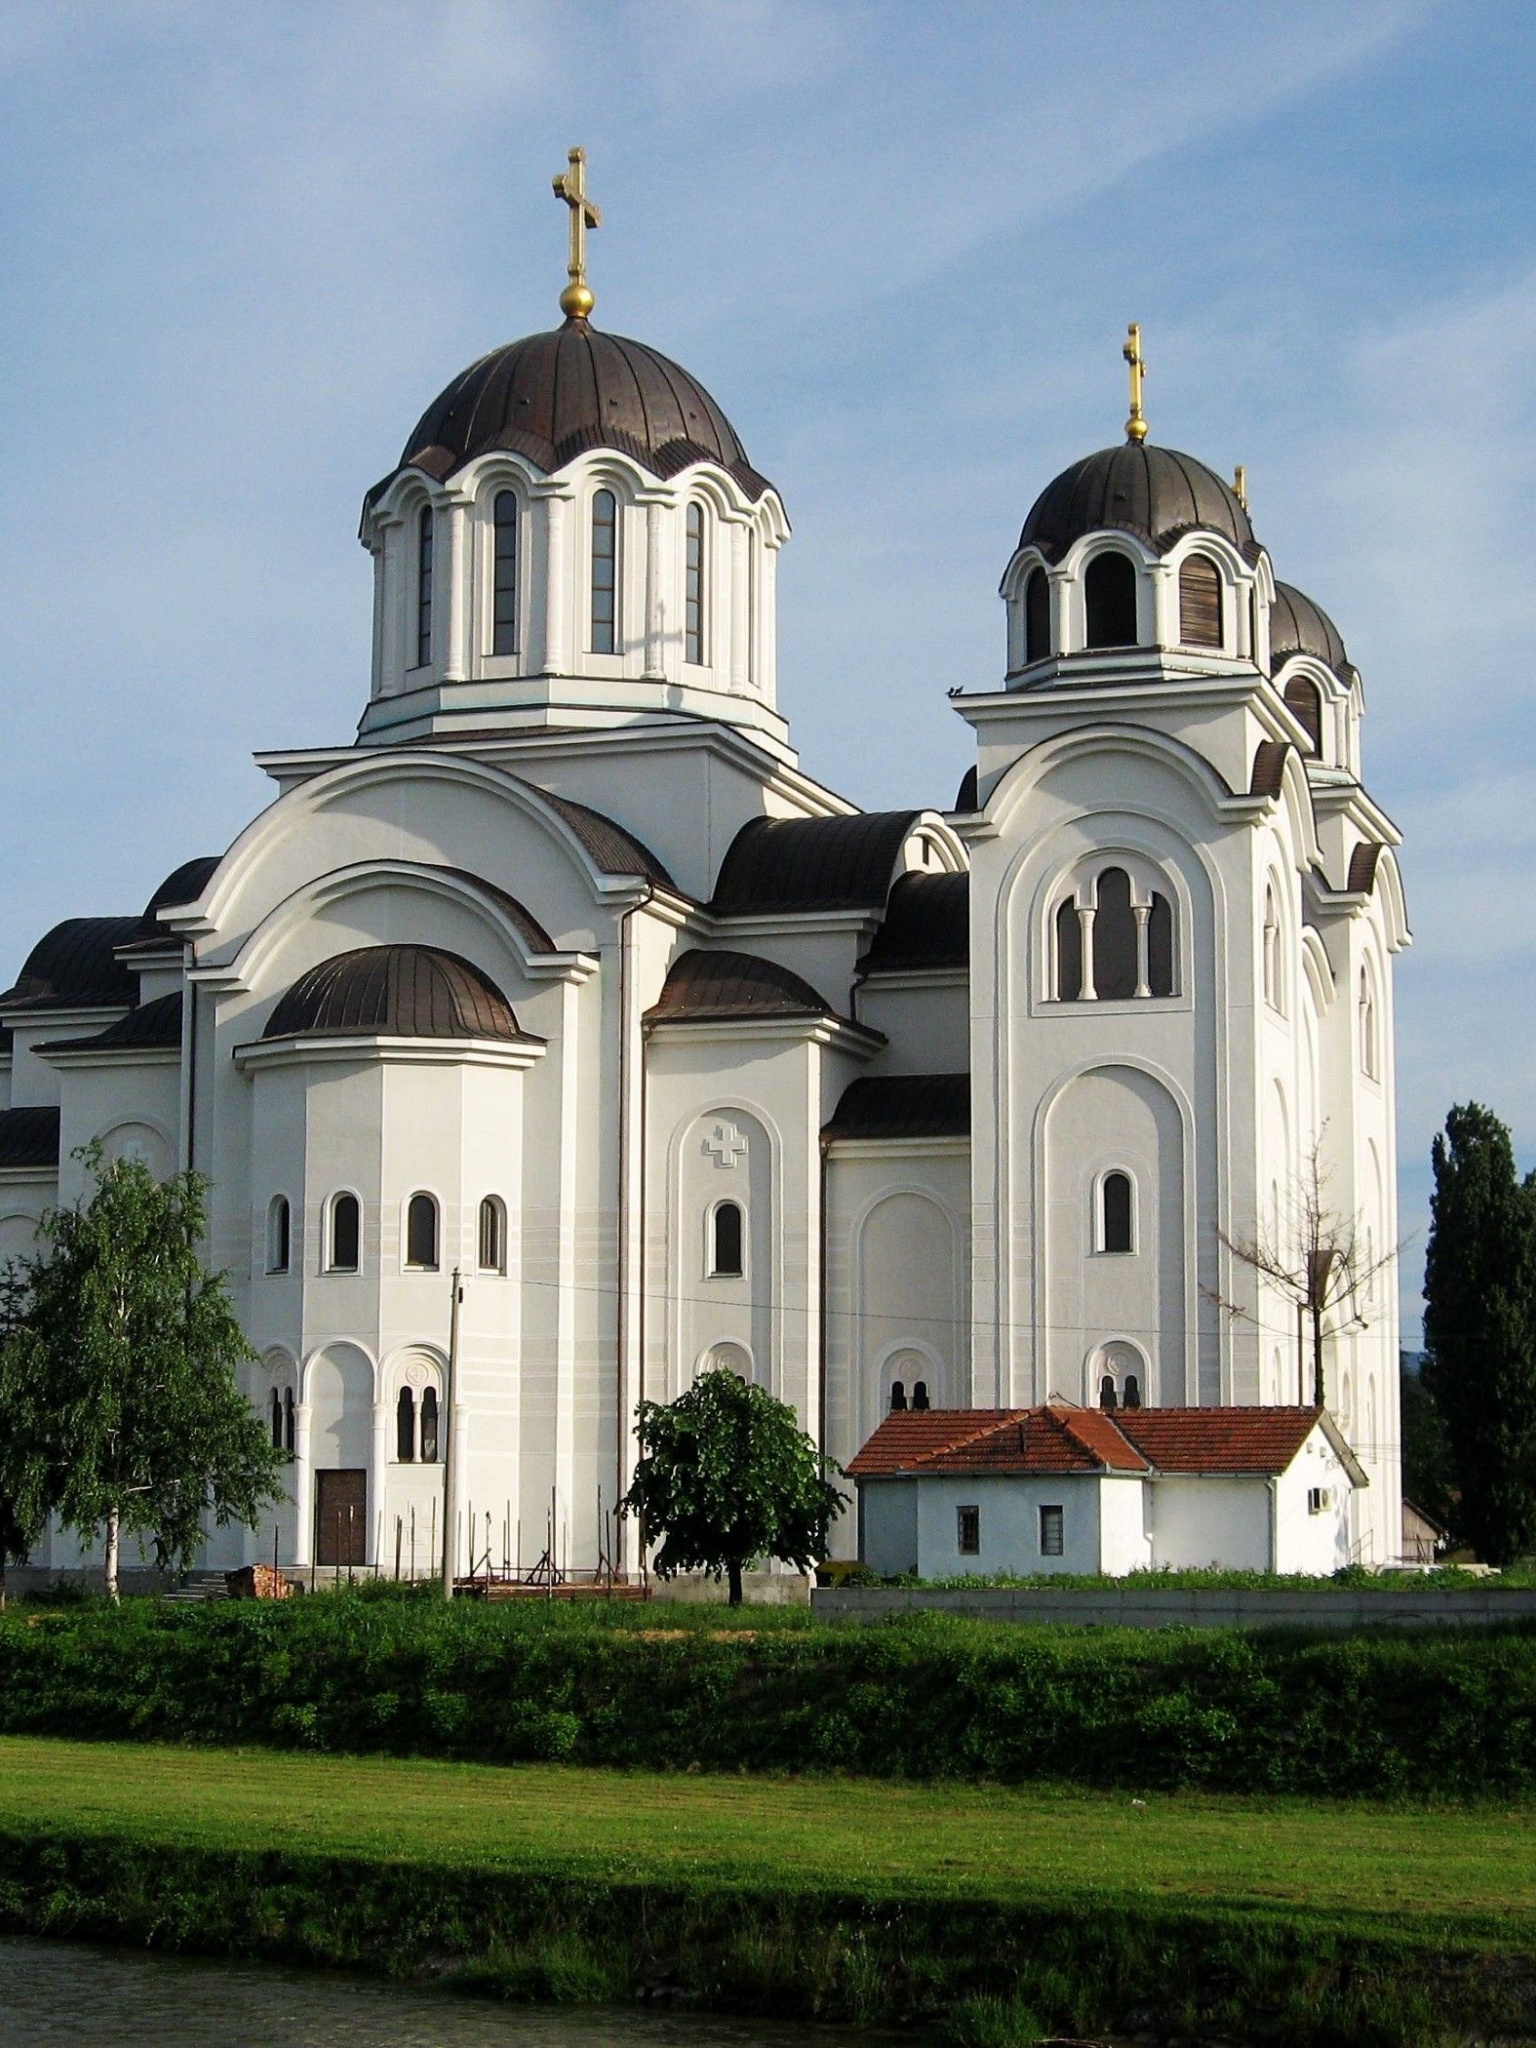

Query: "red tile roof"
(848, 1404), (1343, 1481)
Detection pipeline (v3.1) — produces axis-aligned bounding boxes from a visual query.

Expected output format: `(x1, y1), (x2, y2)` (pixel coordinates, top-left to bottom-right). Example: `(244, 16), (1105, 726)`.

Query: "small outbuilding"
(848, 1406), (1367, 1578)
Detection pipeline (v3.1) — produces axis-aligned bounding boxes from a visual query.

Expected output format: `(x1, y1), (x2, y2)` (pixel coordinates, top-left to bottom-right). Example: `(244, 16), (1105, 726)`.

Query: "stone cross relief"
(702, 1120), (748, 1169)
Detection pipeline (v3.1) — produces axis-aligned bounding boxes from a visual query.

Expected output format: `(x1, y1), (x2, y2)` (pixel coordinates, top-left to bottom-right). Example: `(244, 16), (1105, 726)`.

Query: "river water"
(0, 1938), (857, 2048)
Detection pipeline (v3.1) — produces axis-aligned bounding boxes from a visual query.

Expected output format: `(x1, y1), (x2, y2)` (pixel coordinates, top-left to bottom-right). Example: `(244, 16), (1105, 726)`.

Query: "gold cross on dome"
(553, 146), (602, 320)
(1123, 322), (1148, 444)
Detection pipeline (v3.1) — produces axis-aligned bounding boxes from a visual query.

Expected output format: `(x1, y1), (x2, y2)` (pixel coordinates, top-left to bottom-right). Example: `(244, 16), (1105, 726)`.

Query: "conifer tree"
(1423, 1103), (1536, 1565)
(0, 1147), (285, 1599)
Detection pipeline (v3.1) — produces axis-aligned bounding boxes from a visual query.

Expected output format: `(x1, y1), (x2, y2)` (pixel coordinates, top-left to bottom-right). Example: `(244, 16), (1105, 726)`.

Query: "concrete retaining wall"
(813, 1584), (1536, 1630)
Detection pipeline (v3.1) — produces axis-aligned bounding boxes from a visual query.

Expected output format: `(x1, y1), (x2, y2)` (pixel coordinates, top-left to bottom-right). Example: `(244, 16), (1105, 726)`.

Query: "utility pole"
(440, 1265), (463, 1601)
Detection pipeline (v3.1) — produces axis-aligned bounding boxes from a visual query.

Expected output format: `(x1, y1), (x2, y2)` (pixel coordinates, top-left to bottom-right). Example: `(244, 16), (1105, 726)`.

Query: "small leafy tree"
(0, 1263), (56, 1606)
(1423, 1103), (1536, 1566)
(620, 1368), (846, 1604)
(0, 1147), (285, 1599)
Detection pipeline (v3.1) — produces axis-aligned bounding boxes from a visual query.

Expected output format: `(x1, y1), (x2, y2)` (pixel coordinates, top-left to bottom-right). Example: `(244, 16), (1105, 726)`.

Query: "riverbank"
(0, 1736), (1533, 2045)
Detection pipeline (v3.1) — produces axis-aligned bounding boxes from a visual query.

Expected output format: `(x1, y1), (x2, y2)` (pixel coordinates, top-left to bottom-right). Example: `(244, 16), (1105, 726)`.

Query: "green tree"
(620, 1368), (846, 1604)
(1399, 1355), (1456, 1537)
(0, 1147), (285, 1599)
(0, 1263), (56, 1606)
(1422, 1103), (1536, 1566)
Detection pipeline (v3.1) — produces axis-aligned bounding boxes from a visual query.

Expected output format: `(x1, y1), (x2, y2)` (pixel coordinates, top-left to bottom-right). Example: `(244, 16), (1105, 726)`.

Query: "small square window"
(1039, 1504), (1064, 1557)
(956, 1505), (980, 1556)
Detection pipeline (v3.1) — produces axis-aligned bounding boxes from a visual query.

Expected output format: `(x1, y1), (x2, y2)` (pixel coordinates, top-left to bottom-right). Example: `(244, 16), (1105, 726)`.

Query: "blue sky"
(1, 1), (1532, 1334)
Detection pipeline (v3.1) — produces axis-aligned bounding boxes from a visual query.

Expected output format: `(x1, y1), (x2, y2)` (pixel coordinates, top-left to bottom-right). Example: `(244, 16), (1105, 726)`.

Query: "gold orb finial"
(1123, 322), (1148, 443)
(552, 146), (601, 322)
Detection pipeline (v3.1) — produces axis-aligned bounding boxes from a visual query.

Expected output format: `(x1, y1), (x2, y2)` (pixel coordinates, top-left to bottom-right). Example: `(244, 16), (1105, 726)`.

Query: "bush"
(5, 1594), (1536, 1796)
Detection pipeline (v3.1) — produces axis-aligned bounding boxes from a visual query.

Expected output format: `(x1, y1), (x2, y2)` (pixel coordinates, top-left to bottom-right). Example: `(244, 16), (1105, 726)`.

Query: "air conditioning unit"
(1307, 1486), (1334, 1515)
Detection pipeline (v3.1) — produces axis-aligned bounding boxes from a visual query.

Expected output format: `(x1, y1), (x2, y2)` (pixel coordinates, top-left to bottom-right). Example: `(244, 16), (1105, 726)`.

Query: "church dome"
(1270, 581), (1353, 680)
(1018, 443), (1257, 563)
(378, 320), (773, 503)
(264, 946), (525, 1043)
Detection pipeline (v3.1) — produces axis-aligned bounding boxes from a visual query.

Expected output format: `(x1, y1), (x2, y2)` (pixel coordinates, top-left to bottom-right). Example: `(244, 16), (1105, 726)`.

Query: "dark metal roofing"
(1249, 739), (1291, 800)
(264, 946), (527, 1043)
(711, 812), (921, 916)
(953, 765), (979, 812)
(137, 856), (220, 937)
(646, 948), (832, 1025)
(42, 992), (183, 1055)
(0, 918), (140, 1012)
(371, 319), (773, 506)
(539, 790), (678, 891)
(0, 1105), (60, 1170)
(1347, 843), (1382, 895)
(431, 869), (555, 953)
(1018, 443), (1258, 563)
(823, 1073), (970, 1142)
(859, 872), (969, 974)
(1271, 581), (1352, 679)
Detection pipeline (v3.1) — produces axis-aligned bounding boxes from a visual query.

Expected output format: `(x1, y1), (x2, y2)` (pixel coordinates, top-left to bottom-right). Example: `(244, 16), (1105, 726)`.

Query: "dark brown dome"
(1019, 443), (1257, 562)
(265, 946), (525, 1043)
(374, 320), (772, 503)
(1270, 581), (1353, 680)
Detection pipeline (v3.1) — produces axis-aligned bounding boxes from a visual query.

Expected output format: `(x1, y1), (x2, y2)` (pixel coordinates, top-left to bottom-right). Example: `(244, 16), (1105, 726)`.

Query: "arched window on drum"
(1054, 867), (1175, 1001)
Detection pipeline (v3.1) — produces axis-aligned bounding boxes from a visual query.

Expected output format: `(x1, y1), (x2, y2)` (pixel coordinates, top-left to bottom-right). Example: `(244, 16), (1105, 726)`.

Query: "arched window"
(1100, 1171), (1133, 1254)
(1285, 677), (1322, 754)
(1263, 886), (1281, 1010)
(590, 489), (617, 653)
(1084, 551), (1138, 649)
(284, 1387), (295, 1456)
(406, 1193), (439, 1270)
(710, 1200), (744, 1278)
(685, 502), (706, 665)
(415, 506), (434, 669)
(266, 1195), (290, 1275)
(328, 1193), (360, 1273)
(1147, 891), (1174, 997)
(1123, 1374), (1141, 1409)
(492, 490), (518, 656)
(912, 1380), (930, 1412)
(1099, 1374), (1118, 1410)
(478, 1195), (505, 1274)
(269, 1388), (283, 1450)
(1359, 968), (1378, 1079)
(1025, 566), (1050, 664)
(396, 1387), (416, 1463)
(1056, 895), (1084, 1001)
(1092, 867), (1137, 1000)
(420, 1386), (439, 1464)
(1178, 553), (1223, 647)
(889, 1380), (907, 1412)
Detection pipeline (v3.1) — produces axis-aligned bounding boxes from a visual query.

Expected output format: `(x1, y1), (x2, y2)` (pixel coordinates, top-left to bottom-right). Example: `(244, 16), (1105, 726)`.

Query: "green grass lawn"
(1, 1733), (1532, 1949)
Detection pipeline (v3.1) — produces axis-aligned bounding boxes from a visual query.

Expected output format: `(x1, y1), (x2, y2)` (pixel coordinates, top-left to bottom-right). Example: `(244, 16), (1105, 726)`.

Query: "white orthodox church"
(0, 164), (1408, 1580)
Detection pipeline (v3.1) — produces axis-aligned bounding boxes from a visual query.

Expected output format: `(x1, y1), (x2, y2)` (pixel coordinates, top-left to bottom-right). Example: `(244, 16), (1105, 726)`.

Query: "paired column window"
(1055, 867), (1175, 1000)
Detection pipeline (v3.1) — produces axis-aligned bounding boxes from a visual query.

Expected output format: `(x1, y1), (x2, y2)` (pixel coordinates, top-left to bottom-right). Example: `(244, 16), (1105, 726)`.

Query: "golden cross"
(1123, 322), (1148, 444)
(1233, 464), (1249, 513)
(552, 146), (601, 320)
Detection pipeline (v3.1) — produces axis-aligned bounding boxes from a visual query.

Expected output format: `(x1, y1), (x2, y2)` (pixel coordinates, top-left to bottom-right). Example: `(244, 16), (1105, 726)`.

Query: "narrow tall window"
(1056, 896), (1083, 1001)
(1179, 553), (1223, 647)
(416, 506), (434, 668)
(1285, 677), (1322, 754)
(711, 1200), (744, 1278)
(1084, 551), (1138, 649)
(478, 1195), (505, 1274)
(590, 489), (617, 653)
(1039, 1504), (1064, 1556)
(420, 1386), (439, 1464)
(1147, 891), (1174, 997)
(270, 1389), (283, 1450)
(406, 1193), (439, 1270)
(1360, 970), (1378, 1079)
(329, 1193), (360, 1273)
(685, 502), (706, 665)
(266, 1195), (290, 1275)
(1123, 1374), (1141, 1410)
(957, 1505), (981, 1556)
(492, 491), (518, 656)
(1025, 566), (1050, 664)
(1101, 1171), (1133, 1254)
(912, 1380), (930, 1412)
(1263, 886), (1281, 1009)
(284, 1387), (295, 1456)
(1099, 1374), (1118, 1411)
(396, 1387), (416, 1463)
(889, 1381), (907, 1412)
(1092, 867), (1137, 1000)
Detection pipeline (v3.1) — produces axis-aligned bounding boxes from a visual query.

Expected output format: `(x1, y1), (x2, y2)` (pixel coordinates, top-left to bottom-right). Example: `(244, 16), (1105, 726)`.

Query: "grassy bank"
(6, 1592), (1536, 1795)
(1, 1736), (1534, 2044)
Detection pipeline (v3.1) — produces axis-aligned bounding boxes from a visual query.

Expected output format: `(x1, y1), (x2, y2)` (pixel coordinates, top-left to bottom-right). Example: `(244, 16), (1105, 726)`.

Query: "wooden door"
(315, 1468), (367, 1566)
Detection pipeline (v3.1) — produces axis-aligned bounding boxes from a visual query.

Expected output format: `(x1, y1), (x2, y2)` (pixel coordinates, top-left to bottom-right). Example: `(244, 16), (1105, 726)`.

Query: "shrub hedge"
(4, 1596), (1536, 1795)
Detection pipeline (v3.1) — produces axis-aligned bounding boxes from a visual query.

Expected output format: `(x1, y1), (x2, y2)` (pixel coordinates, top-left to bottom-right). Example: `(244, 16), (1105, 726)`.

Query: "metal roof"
(1019, 443), (1258, 563)
(1249, 739), (1290, 800)
(824, 1073), (969, 1142)
(372, 319), (773, 506)
(41, 992), (183, 1055)
(0, 1105), (60, 1170)
(0, 917), (140, 1011)
(264, 946), (526, 1043)
(541, 789), (678, 891)
(646, 947), (832, 1024)
(711, 811), (921, 916)
(1271, 581), (1352, 680)
(859, 872), (969, 974)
